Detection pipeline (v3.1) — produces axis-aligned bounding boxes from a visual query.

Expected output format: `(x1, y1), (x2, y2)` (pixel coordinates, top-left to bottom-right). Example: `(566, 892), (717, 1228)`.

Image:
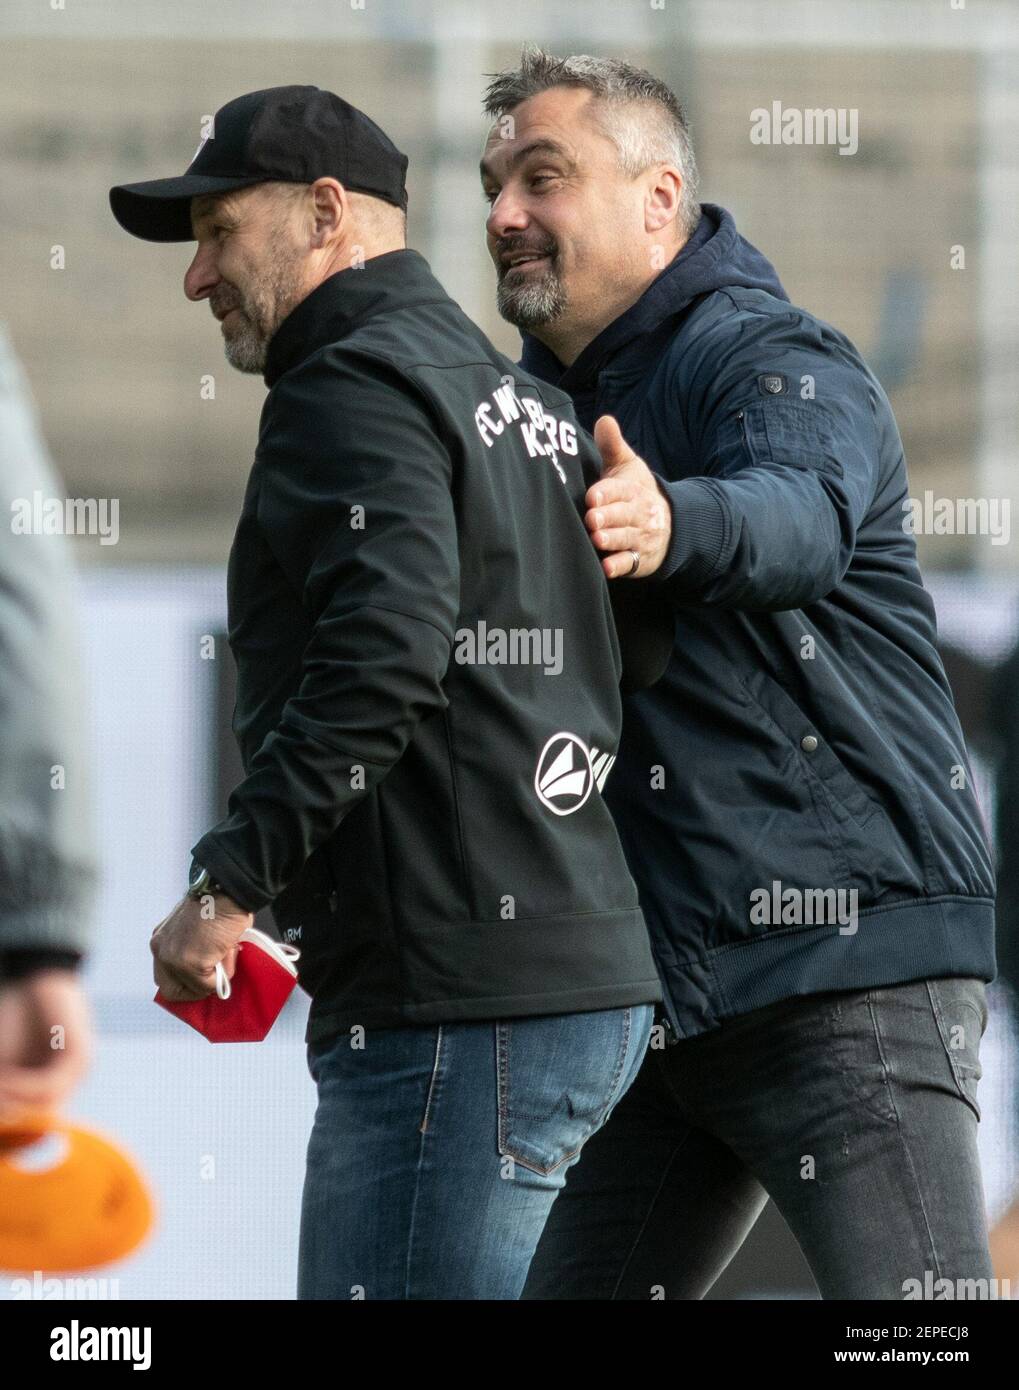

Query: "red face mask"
(155, 927), (300, 1042)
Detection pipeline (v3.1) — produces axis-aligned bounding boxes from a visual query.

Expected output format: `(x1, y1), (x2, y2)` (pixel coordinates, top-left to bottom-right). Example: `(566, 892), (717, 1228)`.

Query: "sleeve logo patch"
(758, 373), (788, 395)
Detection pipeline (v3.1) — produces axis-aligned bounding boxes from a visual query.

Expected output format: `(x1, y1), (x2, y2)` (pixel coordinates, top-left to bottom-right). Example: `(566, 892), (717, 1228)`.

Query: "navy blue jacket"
(521, 203), (996, 1038)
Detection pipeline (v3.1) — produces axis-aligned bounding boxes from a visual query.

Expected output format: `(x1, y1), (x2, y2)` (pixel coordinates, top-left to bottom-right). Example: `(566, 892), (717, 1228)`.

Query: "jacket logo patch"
(534, 732), (615, 816)
(758, 373), (788, 396)
(474, 381), (576, 483)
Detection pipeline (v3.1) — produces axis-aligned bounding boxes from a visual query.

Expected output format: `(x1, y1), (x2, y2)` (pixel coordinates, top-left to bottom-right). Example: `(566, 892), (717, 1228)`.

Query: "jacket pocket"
(739, 666), (883, 832)
(736, 399), (844, 479)
(495, 1006), (649, 1176)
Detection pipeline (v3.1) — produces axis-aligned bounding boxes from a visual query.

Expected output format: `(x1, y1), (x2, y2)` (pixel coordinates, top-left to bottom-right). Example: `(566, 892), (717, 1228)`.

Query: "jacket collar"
(263, 248), (448, 388)
(519, 204), (788, 392)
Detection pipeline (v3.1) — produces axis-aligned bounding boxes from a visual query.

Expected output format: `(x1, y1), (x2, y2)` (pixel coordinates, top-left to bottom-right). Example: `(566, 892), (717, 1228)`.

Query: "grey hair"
(483, 46), (700, 238)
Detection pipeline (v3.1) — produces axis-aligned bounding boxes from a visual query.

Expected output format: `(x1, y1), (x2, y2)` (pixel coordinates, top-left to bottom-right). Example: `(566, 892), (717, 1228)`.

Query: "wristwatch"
(186, 860), (227, 901)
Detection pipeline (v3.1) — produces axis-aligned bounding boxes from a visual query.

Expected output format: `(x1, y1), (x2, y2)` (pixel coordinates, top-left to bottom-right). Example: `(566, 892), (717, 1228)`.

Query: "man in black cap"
(112, 85), (669, 1299)
(111, 86), (411, 375)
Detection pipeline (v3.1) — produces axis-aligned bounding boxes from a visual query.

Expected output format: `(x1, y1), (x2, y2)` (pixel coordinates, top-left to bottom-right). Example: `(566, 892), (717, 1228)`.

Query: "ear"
(645, 167), (682, 235)
(308, 177), (345, 248)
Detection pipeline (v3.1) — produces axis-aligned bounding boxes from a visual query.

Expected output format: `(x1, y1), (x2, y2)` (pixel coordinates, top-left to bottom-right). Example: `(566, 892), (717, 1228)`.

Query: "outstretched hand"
(586, 415), (672, 578)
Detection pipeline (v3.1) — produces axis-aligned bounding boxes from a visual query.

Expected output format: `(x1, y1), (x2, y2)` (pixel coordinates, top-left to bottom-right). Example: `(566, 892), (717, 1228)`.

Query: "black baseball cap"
(109, 85), (408, 242)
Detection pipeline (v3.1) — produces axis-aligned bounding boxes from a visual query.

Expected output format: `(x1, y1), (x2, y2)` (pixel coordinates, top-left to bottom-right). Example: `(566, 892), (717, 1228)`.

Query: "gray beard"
(496, 264), (567, 329)
(221, 241), (305, 374)
(223, 308), (272, 374)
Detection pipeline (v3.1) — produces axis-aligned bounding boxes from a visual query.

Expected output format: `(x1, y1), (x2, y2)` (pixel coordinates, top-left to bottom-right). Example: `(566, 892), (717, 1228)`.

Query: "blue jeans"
(296, 1003), (655, 1299)
(523, 978), (995, 1299)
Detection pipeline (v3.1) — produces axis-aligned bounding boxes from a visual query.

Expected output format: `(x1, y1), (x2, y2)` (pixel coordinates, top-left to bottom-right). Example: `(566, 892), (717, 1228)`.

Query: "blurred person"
(0, 325), (96, 1120)
(109, 86), (667, 1300)
(479, 48), (998, 1300)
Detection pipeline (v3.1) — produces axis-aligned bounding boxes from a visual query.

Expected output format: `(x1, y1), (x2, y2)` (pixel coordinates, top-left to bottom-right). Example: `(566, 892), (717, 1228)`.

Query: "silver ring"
(627, 550), (641, 576)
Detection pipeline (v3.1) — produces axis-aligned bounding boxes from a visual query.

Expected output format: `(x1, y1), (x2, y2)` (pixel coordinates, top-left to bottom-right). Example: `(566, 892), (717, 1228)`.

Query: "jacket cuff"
(190, 830), (271, 913)
(0, 947), (83, 981)
(649, 475), (730, 589)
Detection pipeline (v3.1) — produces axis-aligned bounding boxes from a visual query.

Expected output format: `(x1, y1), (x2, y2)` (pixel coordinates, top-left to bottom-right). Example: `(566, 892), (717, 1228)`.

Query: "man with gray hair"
(480, 47), (996, 1300)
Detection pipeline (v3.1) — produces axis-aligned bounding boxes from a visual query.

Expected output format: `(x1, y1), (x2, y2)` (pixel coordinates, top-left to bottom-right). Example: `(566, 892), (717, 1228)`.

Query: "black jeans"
(523, 977), (995, 1300)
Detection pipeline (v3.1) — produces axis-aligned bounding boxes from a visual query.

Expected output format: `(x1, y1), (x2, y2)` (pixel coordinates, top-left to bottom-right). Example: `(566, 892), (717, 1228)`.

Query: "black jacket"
(191, 250), (663, 1040)
(522, 204), (996, 1039)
